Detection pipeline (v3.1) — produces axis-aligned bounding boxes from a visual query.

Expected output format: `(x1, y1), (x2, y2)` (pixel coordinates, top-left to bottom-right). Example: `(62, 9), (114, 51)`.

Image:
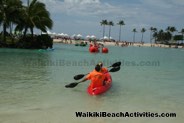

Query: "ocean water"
(0, 44), (184, 123)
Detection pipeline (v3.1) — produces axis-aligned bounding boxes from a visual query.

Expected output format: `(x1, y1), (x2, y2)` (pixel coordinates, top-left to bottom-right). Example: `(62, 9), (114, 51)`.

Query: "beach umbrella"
(104, 36), (108, 40)
(76, 34), (82, 40)
(58, 33), (64, 37)
(77, 34), (82, 38)
(86, 35), (90, 39)
(72, 34), (80, 40)
(64, 34), (69, 38)
(41, 31), (47, 34)
(47, 30), (52, 35)
(91, 35), (96, 39)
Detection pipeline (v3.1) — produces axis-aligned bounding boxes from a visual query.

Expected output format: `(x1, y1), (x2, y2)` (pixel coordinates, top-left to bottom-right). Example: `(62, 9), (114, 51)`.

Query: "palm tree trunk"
(30, 28), (34, 38)
(119, 25), (121, 42)
(150, 31), (152, 44)
(3, 22), (6, 43)
(9, 22), (13, 35)
(103, 25), (105, 39)
(141, 33), (144, 42)
(2, 10), (7, 44)
(23, 27), (28, 38)
(109, 25), (111, 40)
(133, 32), (135, 42)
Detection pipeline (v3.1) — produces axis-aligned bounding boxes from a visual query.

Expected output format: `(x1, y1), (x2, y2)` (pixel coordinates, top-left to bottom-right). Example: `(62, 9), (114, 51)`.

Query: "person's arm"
(80, 73), (91, 83)
(80, 78), (88, 83)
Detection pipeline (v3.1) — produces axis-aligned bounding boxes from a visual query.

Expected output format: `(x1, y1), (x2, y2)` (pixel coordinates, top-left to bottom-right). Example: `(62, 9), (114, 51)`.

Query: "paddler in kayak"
(80, 62), (108, 89)
(98, 62), (108, 74)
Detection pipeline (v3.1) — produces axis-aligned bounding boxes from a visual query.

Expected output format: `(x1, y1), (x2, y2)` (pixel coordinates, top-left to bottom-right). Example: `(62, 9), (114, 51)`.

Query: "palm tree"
(117, 20), (125, 42)
(153, 31), (158, 43)
(100, 20), (108, 39)
(156, 29), (172, 43)
(132, 28), (137, 42)
(166, 26), (177, 40)
(0, 0), (22, 42)
(149, 27), (154, 44)
(107, 21), (114, 40)
(166, 26), (171, 32)
(141, 28), (146, 42)
(170, 27), (177, 41)
(170, 27), (177, 34)
(181, 28), (184, 43)
(15, 0), (53, 38)
(152, 28), (157, 43)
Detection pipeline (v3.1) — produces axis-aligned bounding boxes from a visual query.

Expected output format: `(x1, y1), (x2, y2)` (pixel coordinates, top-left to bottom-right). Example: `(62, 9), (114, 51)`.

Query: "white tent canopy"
(91, 35), (96, 39)
(85, 35), (96, 40)
(86, 35), (90, 39)
(103, 36), (108, 40)
(77, 34), (82, 38)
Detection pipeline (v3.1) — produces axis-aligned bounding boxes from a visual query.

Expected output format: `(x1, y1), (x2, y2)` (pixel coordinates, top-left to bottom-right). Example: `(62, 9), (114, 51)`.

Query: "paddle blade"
(65, 82), (79, 88)
(74, 74), (86, 80)
(111, 62), (121, 67)
(109, 66), (120, 72)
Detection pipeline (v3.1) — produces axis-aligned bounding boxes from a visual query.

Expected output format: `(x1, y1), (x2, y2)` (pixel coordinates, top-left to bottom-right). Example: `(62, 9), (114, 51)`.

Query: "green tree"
(155, 29), (172, 43)
(181, 28), (184, 43)
(170, 27), (177, 34)
(100, 20), (108, 39)
(166, 26), (171, 32)
(152, 28), (157, 43)
(0, 0), (22, 43)
(117, 20), (125, 42)
(132, 28), (137, 42)
(153, 31), (158, 43)
(107, 21), (114, 40)
(15, 0), (53, 38)
(150, 27), (158, 44)
(149, 27), (154, 44)
(166, 26), (177, 40)
(141, 28), (146, 42)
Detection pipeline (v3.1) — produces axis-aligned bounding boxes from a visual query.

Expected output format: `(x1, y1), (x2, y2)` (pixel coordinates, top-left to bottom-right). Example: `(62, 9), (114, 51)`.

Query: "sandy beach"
(53, 39), (184, 49)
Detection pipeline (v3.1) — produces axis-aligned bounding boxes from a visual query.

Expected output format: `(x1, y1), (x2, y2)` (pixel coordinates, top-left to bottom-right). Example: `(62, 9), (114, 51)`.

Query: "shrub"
(18, 34), (53, 49)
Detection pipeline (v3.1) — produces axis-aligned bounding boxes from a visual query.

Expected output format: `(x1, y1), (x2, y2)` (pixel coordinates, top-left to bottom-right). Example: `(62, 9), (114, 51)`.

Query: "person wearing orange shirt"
(80, 63), (105, 89)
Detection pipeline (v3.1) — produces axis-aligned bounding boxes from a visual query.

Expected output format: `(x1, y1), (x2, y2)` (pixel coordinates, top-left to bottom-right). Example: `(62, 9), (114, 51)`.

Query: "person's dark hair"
(98, 62), (103, 67)
(95, 64), (101, 72)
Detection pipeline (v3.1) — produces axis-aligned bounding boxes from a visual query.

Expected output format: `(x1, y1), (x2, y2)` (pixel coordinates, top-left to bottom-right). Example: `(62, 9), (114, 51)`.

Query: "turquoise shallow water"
(0, 44), (184, 123)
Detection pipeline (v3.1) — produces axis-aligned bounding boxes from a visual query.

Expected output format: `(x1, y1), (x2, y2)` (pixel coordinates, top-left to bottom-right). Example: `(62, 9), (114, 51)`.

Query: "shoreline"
(53, 39), (184, 49)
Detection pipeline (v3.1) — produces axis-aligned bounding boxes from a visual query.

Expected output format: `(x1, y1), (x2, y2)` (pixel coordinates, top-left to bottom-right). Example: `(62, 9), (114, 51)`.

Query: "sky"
(24, 0), (184, 42)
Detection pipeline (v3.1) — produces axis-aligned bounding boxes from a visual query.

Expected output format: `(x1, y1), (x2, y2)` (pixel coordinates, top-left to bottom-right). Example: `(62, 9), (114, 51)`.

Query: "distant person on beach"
(115, 41), (119, 46)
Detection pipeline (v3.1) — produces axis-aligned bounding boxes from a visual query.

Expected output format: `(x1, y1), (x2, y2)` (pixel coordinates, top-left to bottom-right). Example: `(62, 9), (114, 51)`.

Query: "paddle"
(73, 73), (89, 80)
(65, 66), (121, 88)
(65, 82), (81, 88)
(73, 61), (121, 80)
(108, 66), (120, 72)
(107, 61), (121, 68)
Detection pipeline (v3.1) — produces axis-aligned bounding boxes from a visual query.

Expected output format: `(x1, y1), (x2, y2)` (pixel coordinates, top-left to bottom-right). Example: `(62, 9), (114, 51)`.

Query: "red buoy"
(89, 46), (99, 53)
(102, 47), (108, 53)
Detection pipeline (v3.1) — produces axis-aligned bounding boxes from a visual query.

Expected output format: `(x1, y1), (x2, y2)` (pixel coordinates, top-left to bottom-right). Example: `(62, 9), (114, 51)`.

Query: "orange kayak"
(87, 72), (112, 95)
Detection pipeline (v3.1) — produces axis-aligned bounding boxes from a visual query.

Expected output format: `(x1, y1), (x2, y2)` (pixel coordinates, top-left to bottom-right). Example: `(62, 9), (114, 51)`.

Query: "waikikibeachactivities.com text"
(75, 111), (176, 118)
(23, 59), (160, 67)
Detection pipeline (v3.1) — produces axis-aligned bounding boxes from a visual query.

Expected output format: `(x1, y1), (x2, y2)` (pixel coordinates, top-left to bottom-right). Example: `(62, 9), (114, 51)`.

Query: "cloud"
(64, 0), (100, 5)
(37, 0), (184, 41)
